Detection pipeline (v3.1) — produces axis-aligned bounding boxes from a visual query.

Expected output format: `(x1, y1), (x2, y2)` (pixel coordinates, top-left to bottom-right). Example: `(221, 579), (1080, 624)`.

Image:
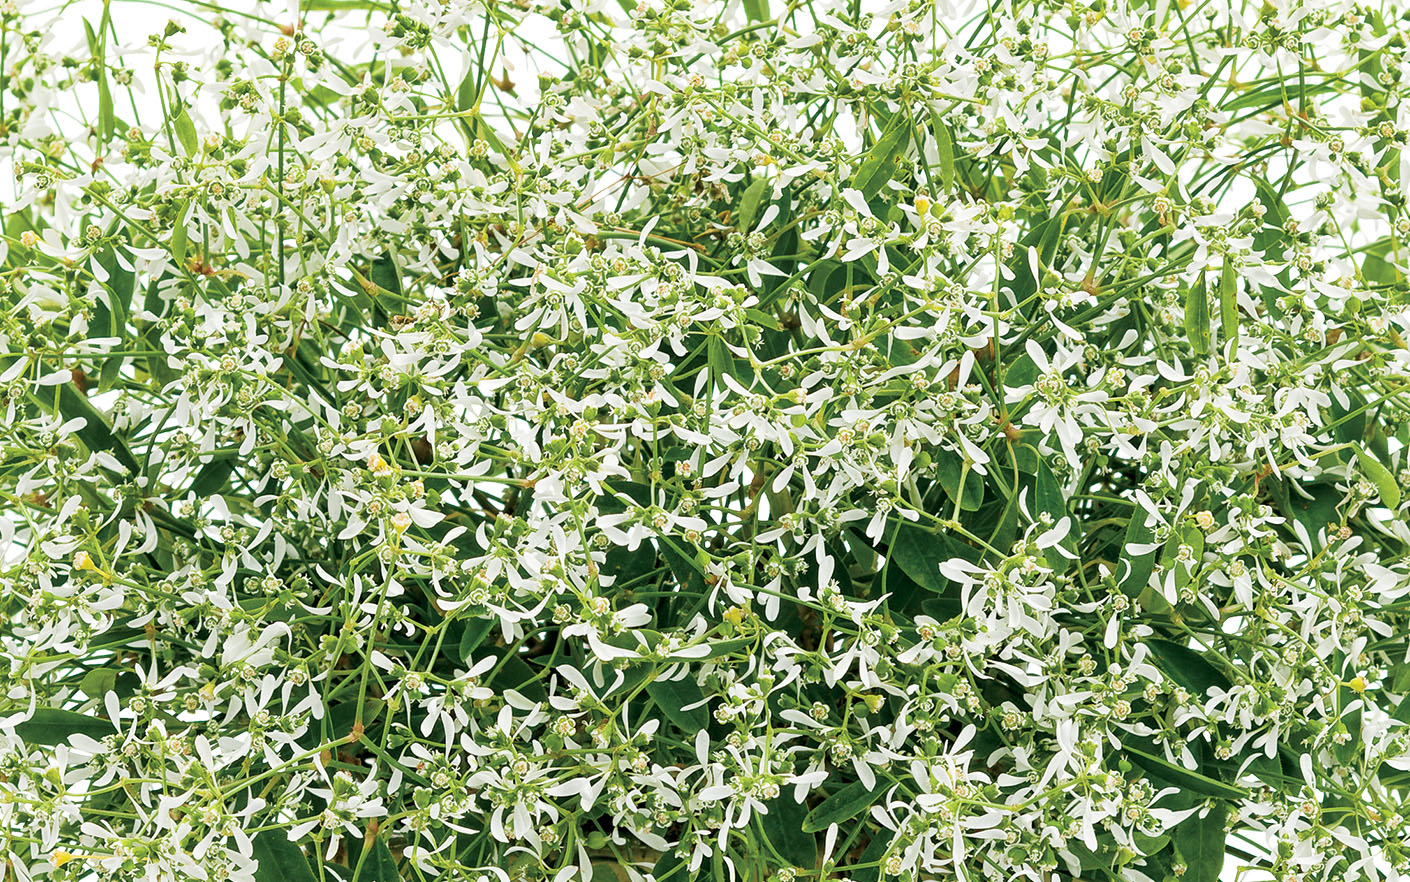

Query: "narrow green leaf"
(83, 19), (102, 55)
(13, 708), (117, 744)
(933, 118), (955, 192)
(938, 455), (983, 511)
(1146, 638), (1231, 695)
(645, 676), (708, 731)
(458, 616), (495, 662)
(854, 113), (912, 200)
(456, 69), (476, 113)
(801, 780), (885, 833)
(1169, 520), (1205, 592)
(1220, 258), (1238, 346)
(887, 524), (950, 593)
(1185, 275), (1211, 356)
(762, 796), (817, 868)
(702, 637), (753, 659)
(1174, 802), (1229, 882)
(96, 75), (116, 142)
(79, 668), (118, 699)
(652, 848), (689, 882)
(190, 457), (236, 498)
(1033, 459), (1065, 523)
(369, 252), (403, 296)
(1117, 504), (1157, 597)
(99, 356), (123, 393)
(50, 384), (141, 475)
(473, 115), (511, 157)
(1356, 445), (1401, 509)
(738, 177), (768, 232)
(1033, 459), (1075, 566)
(707, 335), (733, 393)
(96, 248), (132, 336)
(171, 200), (190, 269)
(1124, 746), (1249, 799)
(173, 107), (199, 156)
(252, 831), (318, 882)
(742, 307), (780, 330)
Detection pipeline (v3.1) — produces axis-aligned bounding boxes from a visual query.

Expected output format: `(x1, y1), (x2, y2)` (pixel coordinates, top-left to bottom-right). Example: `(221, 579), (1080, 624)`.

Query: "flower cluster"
(2, 0), (1410, 881)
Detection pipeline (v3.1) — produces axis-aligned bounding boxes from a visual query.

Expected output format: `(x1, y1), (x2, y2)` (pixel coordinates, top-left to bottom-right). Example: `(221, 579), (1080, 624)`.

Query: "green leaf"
(762, 796), (817, 868)
(173, 107), (199, 157)
(456, 69), (476, 114)
(458, 616), (495, 662)
(853, 112), (912, 200)
(1268, 478), (1344, 550)
(1033, 459), (1065, 523)
(742, 0), (769, 22)
(1174, 802), (1229, 882)
(171, 200), (190, 269)
(1124, 746), (1249, 799)
(851, 830), (892, 882)
(1146, 638), (1231, 695)
(1032, 458), (1076, 566)
(707, 335), (735, 393)
(932, 118), (955, 192)
(96, 248), (133, 335)
(1117, 503), (1158, 597)
(702, 637), (754, 659)
(50, 384), (141, 475)
(887, 524), (952, 593)
(13, 708), (117, 743)
(1330, 389), (1367, 448)
(252, 831), (318, 882)
(472, 115), (511, 158)
(646, 676), (708, 731)
(1168, 520), (1205, 592)
(79, 668), (118, 699)
(1220, 259), (1238, 346)
(738, 177), (768, 232)
(1184, 275), (1211, 356)
(98, 76), (116, 142)
(1356, 445), (1401, 509)
(190, 456), (236, 498)
(652, 847), (690, 882)
(355, 837), (399, 882)
(801, 779), (885, 833)
(937, 454), (983, 511)
(369, 252), (403, 297)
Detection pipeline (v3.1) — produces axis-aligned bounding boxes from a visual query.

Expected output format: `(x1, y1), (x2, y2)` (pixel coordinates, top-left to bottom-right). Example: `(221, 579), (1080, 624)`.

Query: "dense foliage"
(2, 0), (1410, 880)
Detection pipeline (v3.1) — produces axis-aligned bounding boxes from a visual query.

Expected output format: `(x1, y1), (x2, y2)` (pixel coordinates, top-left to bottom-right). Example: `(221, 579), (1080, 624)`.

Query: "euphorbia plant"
(2, 0), (1410, 880)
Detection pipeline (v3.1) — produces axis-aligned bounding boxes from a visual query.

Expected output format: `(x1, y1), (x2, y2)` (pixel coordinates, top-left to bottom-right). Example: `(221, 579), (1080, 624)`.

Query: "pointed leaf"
(252, 831), (318, 882)
(1185, 275), (1211, 356)
(762, 796), (817, 867)
(1356, 445), (1401, 509)
(1174, 802), (1229, 882)
(801, 779), (885, 833)
(854, 113), (912, 200)
(13, 708), (117, 744)
(458, 616), (495, 662)
(645, 676), (708, 731)
(1146, 638), (1231, 695)
(1220, 259), (1238, 346)
(1118, 503), (1158, 597)
(174, 107), (199, 156)
(738, 177), (768, 232)
(933, 118), (955, 191)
